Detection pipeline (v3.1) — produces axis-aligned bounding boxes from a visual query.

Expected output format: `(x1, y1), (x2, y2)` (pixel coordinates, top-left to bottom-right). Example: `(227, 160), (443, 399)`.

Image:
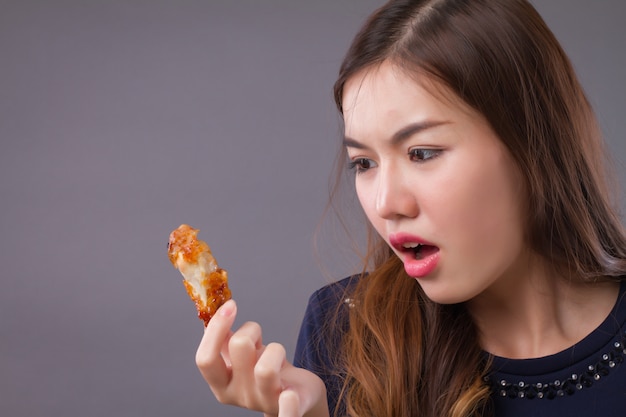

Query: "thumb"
(278, 366), (329, 417)
(277, 389), (301, 417)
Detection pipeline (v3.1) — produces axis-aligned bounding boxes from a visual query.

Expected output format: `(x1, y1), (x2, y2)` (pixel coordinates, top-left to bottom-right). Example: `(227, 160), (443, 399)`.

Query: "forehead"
(341, 61), (471, 138)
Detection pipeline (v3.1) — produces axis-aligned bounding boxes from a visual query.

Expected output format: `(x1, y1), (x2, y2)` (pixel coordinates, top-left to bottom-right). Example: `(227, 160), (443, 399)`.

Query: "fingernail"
(219, 299), (235, 316)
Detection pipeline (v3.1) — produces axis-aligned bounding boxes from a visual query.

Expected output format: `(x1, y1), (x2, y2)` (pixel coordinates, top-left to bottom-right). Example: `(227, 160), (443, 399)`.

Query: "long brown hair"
(328, 0), (626, 416)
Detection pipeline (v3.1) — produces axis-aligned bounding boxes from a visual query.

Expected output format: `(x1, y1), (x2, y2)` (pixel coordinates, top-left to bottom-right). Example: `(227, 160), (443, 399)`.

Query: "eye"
(348, 157), (377, 173)
(408, 148), (441, 162)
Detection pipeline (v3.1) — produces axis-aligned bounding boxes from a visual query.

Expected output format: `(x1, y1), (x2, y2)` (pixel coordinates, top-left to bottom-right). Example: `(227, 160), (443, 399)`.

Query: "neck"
(466, 259), (620, 359)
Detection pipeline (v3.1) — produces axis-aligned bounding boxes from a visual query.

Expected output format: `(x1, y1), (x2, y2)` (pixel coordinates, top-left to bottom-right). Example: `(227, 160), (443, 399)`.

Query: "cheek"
(437, 158), (524, 249)
(355, 178), (388, 239)
(356, 180), (376, 221)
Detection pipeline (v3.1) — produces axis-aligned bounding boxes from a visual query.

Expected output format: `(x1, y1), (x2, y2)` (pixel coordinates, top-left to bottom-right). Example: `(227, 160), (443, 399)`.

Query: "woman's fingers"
(279, 365), (329, 417)
(228, 321), (263, 375)
(255, 342), (286, 399)
(196, 302), (329, 417)
(277, 389), (301, 417)
(196, 299), (238, 388)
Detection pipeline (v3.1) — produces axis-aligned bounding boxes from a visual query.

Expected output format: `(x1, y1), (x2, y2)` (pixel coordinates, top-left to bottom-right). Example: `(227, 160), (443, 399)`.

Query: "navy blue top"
(294, 277), (626, 416)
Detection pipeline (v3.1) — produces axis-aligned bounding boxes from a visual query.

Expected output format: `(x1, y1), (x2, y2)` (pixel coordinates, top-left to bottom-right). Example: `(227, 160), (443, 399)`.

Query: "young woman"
(195, 1), (626, 416)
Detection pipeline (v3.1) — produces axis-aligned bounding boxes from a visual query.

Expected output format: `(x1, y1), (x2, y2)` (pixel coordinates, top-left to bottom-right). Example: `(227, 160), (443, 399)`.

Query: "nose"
(375, 164), (419, 220)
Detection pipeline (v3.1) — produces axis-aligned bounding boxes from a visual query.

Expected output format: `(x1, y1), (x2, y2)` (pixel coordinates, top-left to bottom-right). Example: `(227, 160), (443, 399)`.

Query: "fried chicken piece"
(167, 224), (231, 326)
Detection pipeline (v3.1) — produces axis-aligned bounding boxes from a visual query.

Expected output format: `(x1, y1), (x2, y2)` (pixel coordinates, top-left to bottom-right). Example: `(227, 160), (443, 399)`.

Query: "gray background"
(1, 1), (624, 416)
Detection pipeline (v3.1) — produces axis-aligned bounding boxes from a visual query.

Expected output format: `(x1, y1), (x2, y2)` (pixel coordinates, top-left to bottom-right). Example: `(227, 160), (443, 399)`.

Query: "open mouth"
(390, 235), (441, 278)
(401, 242), (439, 260)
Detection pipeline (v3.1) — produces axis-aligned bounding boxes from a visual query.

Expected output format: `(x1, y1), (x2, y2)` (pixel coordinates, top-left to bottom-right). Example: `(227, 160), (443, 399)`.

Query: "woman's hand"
(196, 299), (330, 417)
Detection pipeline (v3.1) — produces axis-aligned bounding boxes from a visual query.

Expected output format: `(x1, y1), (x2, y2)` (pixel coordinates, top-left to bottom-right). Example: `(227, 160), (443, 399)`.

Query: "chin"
(417, 282), (475, 305)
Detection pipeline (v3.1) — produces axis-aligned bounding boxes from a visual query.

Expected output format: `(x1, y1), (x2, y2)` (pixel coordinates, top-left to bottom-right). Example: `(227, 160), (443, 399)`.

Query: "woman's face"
(342, 62), (528, 304)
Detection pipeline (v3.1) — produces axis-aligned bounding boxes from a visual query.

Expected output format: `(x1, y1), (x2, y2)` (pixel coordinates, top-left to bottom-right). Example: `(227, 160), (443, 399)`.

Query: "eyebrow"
(343, 120), (449, 149)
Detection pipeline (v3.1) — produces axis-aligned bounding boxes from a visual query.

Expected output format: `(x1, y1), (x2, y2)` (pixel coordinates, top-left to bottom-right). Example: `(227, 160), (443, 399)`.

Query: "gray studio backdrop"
(1, 1), (624, 416)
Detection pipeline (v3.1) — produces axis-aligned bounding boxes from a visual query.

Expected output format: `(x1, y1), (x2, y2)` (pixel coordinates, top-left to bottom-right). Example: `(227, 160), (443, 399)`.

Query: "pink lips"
(389, 233), (440, 278)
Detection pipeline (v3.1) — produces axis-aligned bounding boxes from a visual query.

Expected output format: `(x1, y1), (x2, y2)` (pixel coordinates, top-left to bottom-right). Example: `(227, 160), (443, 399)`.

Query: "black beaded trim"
(485, 329), (626, 400)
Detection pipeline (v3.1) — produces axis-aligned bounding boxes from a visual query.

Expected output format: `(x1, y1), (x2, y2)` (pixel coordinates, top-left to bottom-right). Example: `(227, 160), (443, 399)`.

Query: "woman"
(196, 1), (626, 416)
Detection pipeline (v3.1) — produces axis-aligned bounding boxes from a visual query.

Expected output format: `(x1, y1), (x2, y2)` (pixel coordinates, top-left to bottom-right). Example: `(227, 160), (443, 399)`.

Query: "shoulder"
(305, 275), (360, 314)
(294, 275), (361, 365)
(294, 276), (362, 415)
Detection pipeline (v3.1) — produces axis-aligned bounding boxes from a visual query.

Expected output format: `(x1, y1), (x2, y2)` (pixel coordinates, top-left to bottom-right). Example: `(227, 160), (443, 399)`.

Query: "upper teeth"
(402, 242), (420, 249)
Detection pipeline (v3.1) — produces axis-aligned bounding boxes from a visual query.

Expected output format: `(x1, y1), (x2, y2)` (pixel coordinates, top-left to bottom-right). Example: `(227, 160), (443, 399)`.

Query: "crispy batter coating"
(168, 224), (231, 326)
